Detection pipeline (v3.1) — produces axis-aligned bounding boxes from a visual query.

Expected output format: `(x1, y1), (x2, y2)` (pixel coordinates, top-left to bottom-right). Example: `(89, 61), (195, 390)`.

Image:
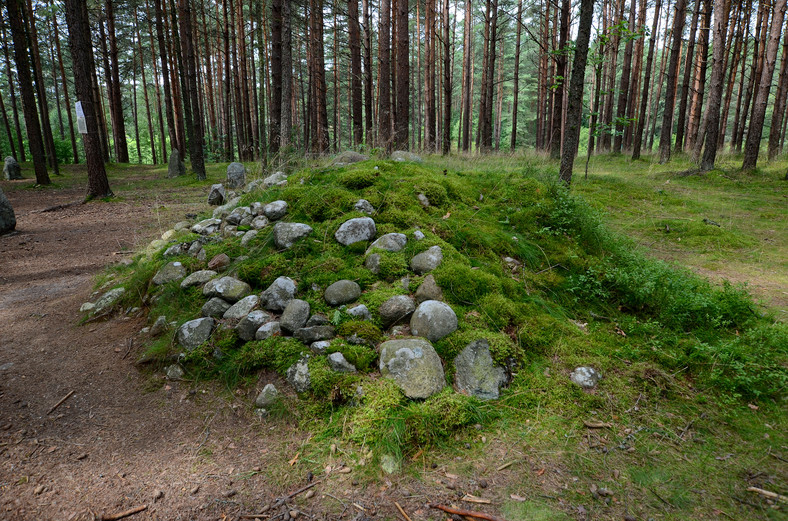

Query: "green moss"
(414, 181), (448, 207)
(405, 389), (486, 445)
(336, 321), (385, 345)
(327, 341), (379, 372)
(434, 263), (501, 304)
(339, 170), (376, 189)
(374, 252), (409, 281)
(308, 356), (363, 399)
(437, 329), (520, 365)
(348, 377), (405, 444)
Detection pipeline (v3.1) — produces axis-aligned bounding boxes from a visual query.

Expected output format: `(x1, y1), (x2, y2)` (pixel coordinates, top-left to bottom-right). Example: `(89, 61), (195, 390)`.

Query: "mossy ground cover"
(81, 152), (786, 520)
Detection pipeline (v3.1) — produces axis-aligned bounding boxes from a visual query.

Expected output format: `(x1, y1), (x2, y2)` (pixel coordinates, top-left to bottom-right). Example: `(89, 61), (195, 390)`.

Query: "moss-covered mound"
(88, 157), (787, 461)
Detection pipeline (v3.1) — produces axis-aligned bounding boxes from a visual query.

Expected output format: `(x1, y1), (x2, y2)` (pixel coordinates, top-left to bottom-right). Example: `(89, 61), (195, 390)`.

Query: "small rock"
(240, 229), (258, 247)
(152, 261), (187, 285)
(417, 193), (430, 208)
(208, 253), (231, 272)
(225, 206), (251, 225)
(176, 318), (215, 351)
(570, 367), (602, 389)
(154, 489), (164, 501)
(391, 150), (423, 163)
(150, 315), (169, 336)
(306, 314), (330, 327)
(380, 454), (399, 474)
(414, 275), (441, 305)
(34, 485), (45, 495)
(304, 490), (315, 499)
(310, 340), (331, 354)
(226, 162), (246, 188)
(335, 217), (376, 246)
(203, 276), (252, 302)
(410, 300), (457, 342)
(479, 479), (488, 489)
(223, 295), (260, 319)
(324, 280), (361, 306)
(163, 243), (188, 257)
(294, 326), (335, 344)
(454, 339), (508, 400)
(237, 310), (274, 341)
(255, 383), (279, 408)
(92, 287), (125, 314)
(181, 270), (217, 289)
(366, 233), (407, 254)
(379, 295), (416, 327)
(79, 302), (95, 313)
(212, 196), (242, 219)
(260, 276), (297, 311)
(251, 215), (269, 229)
(280, 299), (311, 333)
(333, 150), (369, 165)
(287, 357), (311, 392)
(328, 352), (357, 373)
(262, 171), (288, 188)
(410, 246), (443, 274)
(191, 218), (222, 235)
(201, 297), (232, 318)
(273, 222), (313, 249)
(255, 321), (281, 340)
(354, 199), (375, 215)
(263, 200), (288, 220)
(413, 230), (425, 241)
(161, 229), (177, 242)
(365, 253), (381, 274)
(347, 304), (371, 321)
(208, 183), (226, 205)
(379, 338), (445, 399)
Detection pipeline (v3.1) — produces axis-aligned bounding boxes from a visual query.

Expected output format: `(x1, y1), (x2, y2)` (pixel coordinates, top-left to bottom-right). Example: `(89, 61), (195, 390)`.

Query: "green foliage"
(336, 321), (385, 346)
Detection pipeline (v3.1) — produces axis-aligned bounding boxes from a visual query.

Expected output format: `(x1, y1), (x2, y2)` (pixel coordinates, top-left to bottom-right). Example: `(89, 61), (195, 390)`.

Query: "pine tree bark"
(460, 0), (473, 151)
(510, 0), (523, 151)
(735, 2), (766, 152)
(362, 0), (373, 145)
(717, 0), (745, 149)
(686, 0), (712, 151)
(768, 19), (788, 160)
(50, 2), (79, 163)
(379, 0), (392, 151)
(7, 0), (49, 184)
(396, 0), (410, 150)
(559, 0), (595, 185)
(441, 0), (450, 154)
(280, 0), (292, 149)
(613, 0), (636, 153)
(178, 0), (206, 178)
(0, 85), (17, 160)
(309, 0), (329, 153)
(348, 0), (363, 146)
(697, 0), (730, 169)
(105, 0), (129, 162)
(550, 0), (570, 159)
(64, 0), (112, 197)
(153, 0), (180, 156)
(658, 0), (688, 163)
(1, 22), (25, 162)
(742, 0), (787, 170)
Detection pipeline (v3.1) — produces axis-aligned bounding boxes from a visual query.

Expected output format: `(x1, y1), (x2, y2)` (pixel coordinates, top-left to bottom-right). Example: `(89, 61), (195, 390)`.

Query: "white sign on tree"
(75, 101), (87, 134)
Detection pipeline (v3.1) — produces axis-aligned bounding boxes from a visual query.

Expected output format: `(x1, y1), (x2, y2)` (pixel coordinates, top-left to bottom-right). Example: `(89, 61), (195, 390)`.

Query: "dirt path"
(0, 179), (368, 520)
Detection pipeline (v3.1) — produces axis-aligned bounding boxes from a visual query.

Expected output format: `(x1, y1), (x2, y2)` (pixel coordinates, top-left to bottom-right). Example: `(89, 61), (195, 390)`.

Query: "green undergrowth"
(93, 154), (787, 475)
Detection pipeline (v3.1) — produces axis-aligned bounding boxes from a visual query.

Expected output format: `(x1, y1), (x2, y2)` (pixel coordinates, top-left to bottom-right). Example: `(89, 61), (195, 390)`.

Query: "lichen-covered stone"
(255, 383), (279, 408)
(367, 233), (407, 254)
(273, 222), (313, 249)
(410, 300), (457, 342)
(415, 274), (443, 304)
(203, 276), (251, 302)
(410, 246), (443, 274)
(379, 338), (445, 399)
(152, 261), (187, 285)
(223, 295), (260, 319)
(294, 326), (335, 344)
(335, 217), (376, 246)
(263, 200), (288, 220)
(180, 270), (217, 289)
(280, 299), (311, 333)
(237, 310), (274, 341)
(324, 280), (361, 306)
(260, 276), (297, 311)
(328, 352), (356, 373)
(226, 162), (246, 188)
(201, 297), (232, 318)
(570, 366), (602, 389)
(379, 295), (416, 327)
(454, 339), (507, 400)
(177, 317), (215, 351)
(255, 321), (281, 340)
(287, 357), (311, 393)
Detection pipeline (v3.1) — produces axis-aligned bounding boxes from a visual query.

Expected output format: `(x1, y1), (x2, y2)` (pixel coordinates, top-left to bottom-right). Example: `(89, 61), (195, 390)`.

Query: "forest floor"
(0, 156), (785, 521)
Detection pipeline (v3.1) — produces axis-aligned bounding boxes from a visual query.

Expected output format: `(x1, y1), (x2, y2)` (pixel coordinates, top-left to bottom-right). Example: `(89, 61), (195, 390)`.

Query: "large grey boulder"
(367, 233), (407, 254)
(260, 276), (297, 311)
(237, 310), (274, 341)
(0, 186), (16, 234)
(191, 218), (222, 235)
(391, 151), (423, 163)
(410, 300), (457, 342)
(328, 352), (357, 373)
(3, 156), (22, 180)
(92, 287), (125, 314)
(263, 200), (288, 220)
(379, 338), (445, 399)
(152, 261), (187, 285)
(287, 357), (311, 393)
(454, 339), (507, 400)
(335, 217), (376, 246)
(201, 297), (232, 318)
(280, 299), (311, 333)
(207, 184), (226, 206)
(255, 384), (279, 408)
(333, 150), (369, 165)
(273, 222), (313, 249)
(415, 274), (443, 304)
(570, 367), (602, 389)
(203, 276), (252, 302)
(379, 295), (416, 327)
(226, 162), (246, 188)
(410, 246), (443, 274)
(167, 148), (186, 178)
(324, 280), (361, 306)
(177, 317), (215, 351)
(262, 171), (288, 188)
(223, 295), (260, 319)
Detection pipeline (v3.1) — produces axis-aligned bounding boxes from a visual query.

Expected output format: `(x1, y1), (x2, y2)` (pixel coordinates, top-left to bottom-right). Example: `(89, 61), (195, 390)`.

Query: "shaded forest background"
(1, 0), (787, 182)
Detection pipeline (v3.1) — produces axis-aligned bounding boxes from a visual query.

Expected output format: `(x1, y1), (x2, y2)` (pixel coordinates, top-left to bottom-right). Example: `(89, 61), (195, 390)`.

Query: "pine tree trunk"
(601, 0), (624, 151)
(441, 0), (450, 154)
(659, 0), (688, 163)
(348, 0), (363, 146)
(674, 0), (700, 152)
(7, 0), (49, 184)
(1, 23), (26, 162)
(510, 0), (523, 151)
(686, 0), (712, 151)
(50, 1), (79, 163)
(396, 0), (410, 150)
(0, 84), (17, 160)
(718, 0), (745, 149)
(137, 18), (157, 164)
(550, 0), (570, 159)
(280, 0), (292, 150)
(768, 18), (788, 160)
(460, 0), (473, 151)
(614, 0), (637, 154)
(153, 0), (180, 156)
(106, 0), (129, 163)
(178, 0), (205, 178)
(699, 0), (730, 170)
(633, 0), (662, 159)
(742, 0), (787, 170)
(735, 2), (766, 152)
(64, 0), (112, 197)
(379, 0), (392, 151)
(559, 0), (595, 185)
(362, 0), (373, 145)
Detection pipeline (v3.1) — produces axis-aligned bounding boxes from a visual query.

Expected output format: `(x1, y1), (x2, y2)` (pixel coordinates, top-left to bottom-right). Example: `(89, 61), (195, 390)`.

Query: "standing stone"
(379, 338), (445, 399)
(0, 186), (16, 234)
(3, 156), (22, 180)
(324, 280), (362, 306)
(334, 217), (376, 245)
(226, 162), (246, 188)
(273, 222), (313, 249)
(207, 184), (226, 205)
(280, 299), (311, 333)
(454, 339), (508, 400)
(410, 246), (443, 274)
(167, 149), (186, 178)
(410, 300), (457, 342)
(260, 276), (297, 311)
(176, 317), (215, 351)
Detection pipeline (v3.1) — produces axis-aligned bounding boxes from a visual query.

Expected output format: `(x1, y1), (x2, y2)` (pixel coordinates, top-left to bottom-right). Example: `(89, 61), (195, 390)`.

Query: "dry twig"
(429, 504), (507, 521)
(101, 504), (147, 520)
(47, 391), (75, 415)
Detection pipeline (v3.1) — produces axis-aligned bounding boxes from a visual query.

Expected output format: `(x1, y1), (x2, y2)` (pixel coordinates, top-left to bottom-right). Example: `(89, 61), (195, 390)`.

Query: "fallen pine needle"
(394, 501), (413, 521)
(101, 504), (147, 521)
(496, 461), (516, 471)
